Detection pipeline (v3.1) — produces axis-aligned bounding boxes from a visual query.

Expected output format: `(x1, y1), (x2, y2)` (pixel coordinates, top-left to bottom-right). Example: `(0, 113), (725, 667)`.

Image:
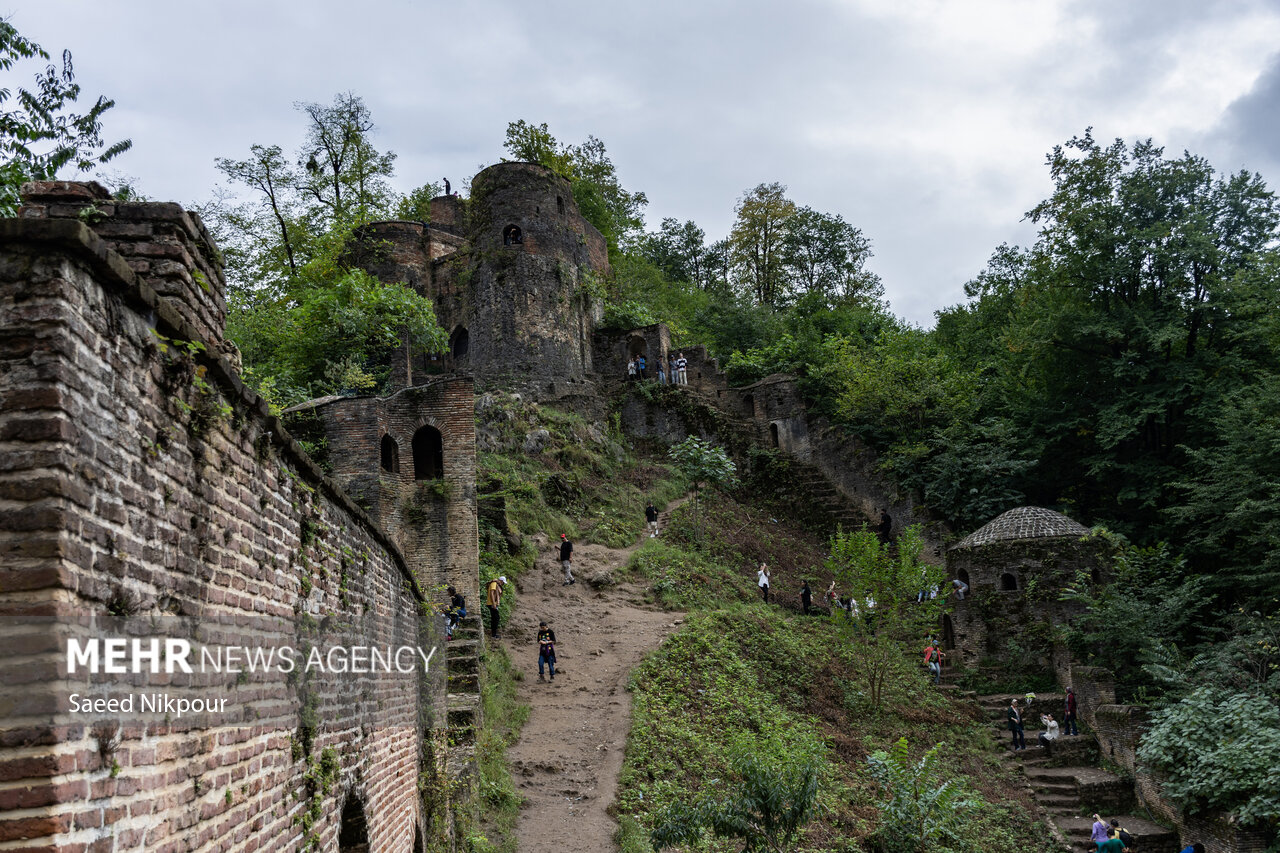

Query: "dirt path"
(501, 510), (685, 853)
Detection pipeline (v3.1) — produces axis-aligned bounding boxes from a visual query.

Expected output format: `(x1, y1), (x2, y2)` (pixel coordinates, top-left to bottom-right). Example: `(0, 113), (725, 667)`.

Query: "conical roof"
(951, 506), (1090, 550)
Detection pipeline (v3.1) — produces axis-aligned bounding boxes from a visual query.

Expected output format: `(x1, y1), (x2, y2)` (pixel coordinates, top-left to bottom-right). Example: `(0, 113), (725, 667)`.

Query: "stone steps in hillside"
(1052, 815), (1177, 849)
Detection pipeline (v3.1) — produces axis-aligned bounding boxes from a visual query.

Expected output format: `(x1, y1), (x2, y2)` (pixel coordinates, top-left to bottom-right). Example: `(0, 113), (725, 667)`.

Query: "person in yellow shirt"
(486, 576), (507, 639)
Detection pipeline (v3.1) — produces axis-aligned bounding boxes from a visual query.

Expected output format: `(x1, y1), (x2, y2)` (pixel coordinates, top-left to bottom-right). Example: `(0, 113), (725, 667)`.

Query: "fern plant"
(866, 738), (974, 853)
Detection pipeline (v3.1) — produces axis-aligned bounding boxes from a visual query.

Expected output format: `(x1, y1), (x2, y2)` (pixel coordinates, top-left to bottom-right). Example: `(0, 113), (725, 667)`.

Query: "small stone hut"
(946, 506), (1106, 679)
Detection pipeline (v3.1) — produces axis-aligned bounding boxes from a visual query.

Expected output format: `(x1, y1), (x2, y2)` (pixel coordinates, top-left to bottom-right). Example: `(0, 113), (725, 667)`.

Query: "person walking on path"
(923, 640), (944, 684)
(559, 534), (575, 585)
(1038, 712), (1060, 756)
(756, 560), (771, 603)
(1090, 815), (1112, 852)
(537, 620), (557, 682)
(1008, 698), (1026, 751)
(485, 576), (507, 639)
(1064, 687), (1079, 736)
(645, 501), (659, 537)
(800, 580), (812, 615)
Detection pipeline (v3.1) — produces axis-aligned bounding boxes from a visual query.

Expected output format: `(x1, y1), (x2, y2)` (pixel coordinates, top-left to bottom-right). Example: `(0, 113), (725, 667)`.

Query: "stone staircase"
(975, 694), (1177, 851)
(445, 614), (483, 772)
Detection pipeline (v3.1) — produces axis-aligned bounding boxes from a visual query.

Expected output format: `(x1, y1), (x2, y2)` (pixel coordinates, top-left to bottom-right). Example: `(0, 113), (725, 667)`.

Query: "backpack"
(1118, 829), (1134, 848)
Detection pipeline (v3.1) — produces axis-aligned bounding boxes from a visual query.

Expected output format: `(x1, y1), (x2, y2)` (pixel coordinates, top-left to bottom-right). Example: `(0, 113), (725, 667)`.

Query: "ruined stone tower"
(349, 162), (610, 398)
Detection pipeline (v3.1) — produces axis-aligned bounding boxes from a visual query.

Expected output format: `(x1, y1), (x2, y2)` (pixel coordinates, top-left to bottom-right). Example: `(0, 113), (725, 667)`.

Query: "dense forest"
(3, 17), (1277, 846)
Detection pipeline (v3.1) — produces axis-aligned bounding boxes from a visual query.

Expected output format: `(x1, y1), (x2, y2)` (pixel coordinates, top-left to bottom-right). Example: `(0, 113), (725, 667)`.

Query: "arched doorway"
(743, 394), (755, 417)
(502, 224), (523, 245)
(627, 335), (647, 358)
(379, 434), (400, 473)
(338, 795), (369, 853)
(1000, 572), (1019, 591)
(942, 614), (956, 650)
(413, 426), (444, 480)
(449, 326), (470, 361)
(769, 423), (780, 448)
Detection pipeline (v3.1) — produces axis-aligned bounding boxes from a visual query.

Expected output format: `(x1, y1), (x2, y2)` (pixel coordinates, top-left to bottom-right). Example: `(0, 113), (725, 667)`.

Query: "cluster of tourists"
(626, 352), (688, 385)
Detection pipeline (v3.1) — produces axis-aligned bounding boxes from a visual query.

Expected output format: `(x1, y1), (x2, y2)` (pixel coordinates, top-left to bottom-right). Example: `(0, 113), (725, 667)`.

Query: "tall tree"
(781, 206), (882, 305)
(502, 120), (647, 252)
(0, 18), (131, 215)
(729, 182), (796, 307)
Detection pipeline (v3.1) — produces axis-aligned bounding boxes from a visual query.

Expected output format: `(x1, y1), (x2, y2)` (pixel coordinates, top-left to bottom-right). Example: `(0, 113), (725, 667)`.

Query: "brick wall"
(0, 217), (443, 850)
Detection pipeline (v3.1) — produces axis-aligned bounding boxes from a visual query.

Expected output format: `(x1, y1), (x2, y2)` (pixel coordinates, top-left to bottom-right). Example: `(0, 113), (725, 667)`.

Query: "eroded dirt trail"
(501, 522), (684, 853)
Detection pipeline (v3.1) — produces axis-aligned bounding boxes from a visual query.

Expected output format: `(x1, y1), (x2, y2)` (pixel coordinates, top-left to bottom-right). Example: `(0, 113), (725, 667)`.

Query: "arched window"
(450, 326), (470, 360)
(743, 395), (755, 417)
(413, 426), (444, 480)
(338, 795), (369, 852)
(1000, 572), (1019, 591)
(502, 224), (523, 245)
(769, 423), (780, 448)
(627, 335), (647, 358)
(380, 434), (400, 474)
(556, 196), (565, 214)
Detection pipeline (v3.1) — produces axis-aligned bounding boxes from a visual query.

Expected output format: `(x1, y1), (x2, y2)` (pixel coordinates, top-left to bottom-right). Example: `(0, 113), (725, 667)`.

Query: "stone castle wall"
(0, 202), (443, 849)
(287, 378), (480, 608)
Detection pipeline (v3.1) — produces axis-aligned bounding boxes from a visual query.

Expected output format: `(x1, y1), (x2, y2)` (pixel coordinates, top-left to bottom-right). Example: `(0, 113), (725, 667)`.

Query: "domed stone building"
(945, 506), (1107, 683)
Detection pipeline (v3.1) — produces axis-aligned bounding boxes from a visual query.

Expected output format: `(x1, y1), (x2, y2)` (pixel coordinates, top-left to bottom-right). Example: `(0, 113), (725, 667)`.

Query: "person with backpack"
(1109, 820), (1135, 851)
(923, 640), (944, 684)
(485, 576), (507, 639)
(537, 620), (557, 682)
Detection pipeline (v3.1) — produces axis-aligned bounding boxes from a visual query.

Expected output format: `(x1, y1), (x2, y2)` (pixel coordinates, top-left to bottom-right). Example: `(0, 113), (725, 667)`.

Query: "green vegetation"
(668, 436), (736, 540)
(616, 494), (1049, 852)
(0, 18), (132, 215)
(203, 93), (447, 407)
(471, 644), (528, 853)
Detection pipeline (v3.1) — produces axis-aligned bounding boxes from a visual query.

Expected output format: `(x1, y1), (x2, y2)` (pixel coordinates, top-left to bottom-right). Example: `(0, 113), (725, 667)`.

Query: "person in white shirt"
(756, 561), (771, 603)
(1038, 712), (1060, 756)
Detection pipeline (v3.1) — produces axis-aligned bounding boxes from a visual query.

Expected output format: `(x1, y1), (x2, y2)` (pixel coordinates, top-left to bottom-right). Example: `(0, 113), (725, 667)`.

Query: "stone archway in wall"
(413, 425), (444, 480)
(449, 326), (469, 362)
(1000, 572), (1019, 591)
(338, 794), (370, 853)
(743, 394), (755, 417)
(380, 434), (400, 474)
(769, 422), (780, 448)
(627, 335), (647, 359)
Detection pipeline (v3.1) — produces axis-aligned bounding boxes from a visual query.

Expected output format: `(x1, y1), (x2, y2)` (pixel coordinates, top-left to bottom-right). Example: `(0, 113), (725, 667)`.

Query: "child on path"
(537, 620), (557, 682)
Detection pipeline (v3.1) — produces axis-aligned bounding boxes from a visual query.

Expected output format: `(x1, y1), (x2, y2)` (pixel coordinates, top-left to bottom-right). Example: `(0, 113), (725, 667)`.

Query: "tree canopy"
(0, 18), (131, 215)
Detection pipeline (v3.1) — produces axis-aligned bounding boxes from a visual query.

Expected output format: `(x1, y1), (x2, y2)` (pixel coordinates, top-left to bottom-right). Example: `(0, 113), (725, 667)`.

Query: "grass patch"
(476, 394), (686, 548)
(471, 643), (529, 853)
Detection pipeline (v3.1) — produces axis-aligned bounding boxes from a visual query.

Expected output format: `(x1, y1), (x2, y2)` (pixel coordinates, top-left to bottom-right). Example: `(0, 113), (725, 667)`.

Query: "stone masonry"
(0, 189), (454, 850)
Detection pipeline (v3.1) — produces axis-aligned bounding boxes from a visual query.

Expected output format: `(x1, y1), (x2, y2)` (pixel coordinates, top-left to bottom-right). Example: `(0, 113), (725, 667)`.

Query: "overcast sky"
(8, 0), (1280, 326)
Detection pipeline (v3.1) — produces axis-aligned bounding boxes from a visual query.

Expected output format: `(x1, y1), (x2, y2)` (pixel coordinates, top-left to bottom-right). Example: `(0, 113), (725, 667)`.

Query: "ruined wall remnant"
(285, 377), (480, 607)
(0, 187), (452, 850)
